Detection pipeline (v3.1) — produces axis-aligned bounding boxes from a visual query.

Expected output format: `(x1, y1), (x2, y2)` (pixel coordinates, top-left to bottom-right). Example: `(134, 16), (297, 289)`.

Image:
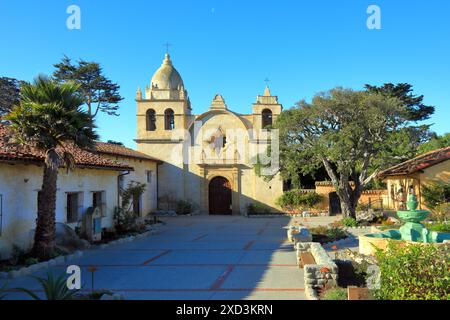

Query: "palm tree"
(5, 75), (98, 259)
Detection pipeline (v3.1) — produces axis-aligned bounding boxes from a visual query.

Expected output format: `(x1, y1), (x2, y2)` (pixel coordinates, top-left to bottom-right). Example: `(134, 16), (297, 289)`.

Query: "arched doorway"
(209, 176), (232, 215)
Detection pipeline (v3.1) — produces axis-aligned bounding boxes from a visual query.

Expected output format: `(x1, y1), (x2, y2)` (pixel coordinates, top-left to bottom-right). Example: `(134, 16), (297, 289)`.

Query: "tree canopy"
(0, 77), (25, 117)
(365, 83), (434, 122)
(276, 88), (406, 217)
(417, 132), (450, 154)
(53, 56), (123, 119)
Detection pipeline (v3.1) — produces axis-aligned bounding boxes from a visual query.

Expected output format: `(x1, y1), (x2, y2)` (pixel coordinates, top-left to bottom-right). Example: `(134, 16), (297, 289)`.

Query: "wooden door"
(329, 192), (341, 215)
(209, 177), (232, 215)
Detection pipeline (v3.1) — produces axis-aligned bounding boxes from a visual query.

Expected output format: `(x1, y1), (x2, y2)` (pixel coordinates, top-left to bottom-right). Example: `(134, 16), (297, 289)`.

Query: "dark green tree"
(53, 56), (123, 119)
(0, 77), (25, 117)
(364, 83), (436, 168)
(365, 83), (434, 121)
(276, 88), (406, 218)
(417, 132), (450, 154)
(106, 140), (124, 146)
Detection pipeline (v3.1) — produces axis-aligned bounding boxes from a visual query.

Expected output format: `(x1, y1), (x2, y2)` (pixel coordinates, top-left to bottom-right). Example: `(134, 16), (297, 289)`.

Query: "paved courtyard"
(2, 215), (310, 300)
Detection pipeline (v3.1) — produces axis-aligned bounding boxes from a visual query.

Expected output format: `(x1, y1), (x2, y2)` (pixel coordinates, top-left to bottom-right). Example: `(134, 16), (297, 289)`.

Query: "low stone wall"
(296, 242), (338, 300)
(287, 226), (312, 243)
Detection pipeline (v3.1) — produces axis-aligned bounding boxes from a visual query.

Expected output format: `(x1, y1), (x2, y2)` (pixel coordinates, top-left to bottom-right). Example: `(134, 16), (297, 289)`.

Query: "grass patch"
(320, 287), (348, 300)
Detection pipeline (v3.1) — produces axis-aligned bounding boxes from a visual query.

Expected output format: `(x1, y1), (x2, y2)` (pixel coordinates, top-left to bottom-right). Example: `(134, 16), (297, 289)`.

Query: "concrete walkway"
(1, 215), (307, 300)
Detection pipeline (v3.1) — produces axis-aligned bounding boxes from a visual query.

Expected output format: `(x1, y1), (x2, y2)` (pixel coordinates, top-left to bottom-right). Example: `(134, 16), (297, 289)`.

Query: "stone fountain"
(359, 193), (450, 255)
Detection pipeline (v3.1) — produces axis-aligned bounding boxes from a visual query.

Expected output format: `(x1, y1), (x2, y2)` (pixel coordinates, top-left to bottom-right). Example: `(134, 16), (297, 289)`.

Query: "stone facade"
(135, 54), (284, 215)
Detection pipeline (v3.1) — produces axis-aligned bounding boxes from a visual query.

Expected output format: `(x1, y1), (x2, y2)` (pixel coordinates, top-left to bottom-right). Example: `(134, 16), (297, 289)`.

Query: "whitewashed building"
(0, 124), (159, 258)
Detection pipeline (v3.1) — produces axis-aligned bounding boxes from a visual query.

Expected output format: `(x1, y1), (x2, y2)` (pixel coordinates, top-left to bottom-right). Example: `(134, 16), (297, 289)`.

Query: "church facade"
(135, 54), (284, 215)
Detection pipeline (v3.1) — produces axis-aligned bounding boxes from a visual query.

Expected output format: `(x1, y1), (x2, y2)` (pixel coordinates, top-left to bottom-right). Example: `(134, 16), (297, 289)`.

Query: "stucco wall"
(101, 155), (158, 215)
(0, 163), (120, 258)
(419, 160), (450, 185)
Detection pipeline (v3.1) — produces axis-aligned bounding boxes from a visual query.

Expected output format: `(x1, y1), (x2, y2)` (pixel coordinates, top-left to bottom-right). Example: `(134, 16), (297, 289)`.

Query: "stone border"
(0, 224), (163, 280)
(247, 214), (290, 218)
(322, 235), (358, 250)
(296, 242), (338, 300)
(287, 226), (312, 243)
(247, 212), (330, 218)
(345, 226), (373, 230)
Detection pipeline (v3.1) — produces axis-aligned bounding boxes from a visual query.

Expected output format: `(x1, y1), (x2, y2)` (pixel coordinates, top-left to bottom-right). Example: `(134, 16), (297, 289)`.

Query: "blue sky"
(0, 0), (449, 147)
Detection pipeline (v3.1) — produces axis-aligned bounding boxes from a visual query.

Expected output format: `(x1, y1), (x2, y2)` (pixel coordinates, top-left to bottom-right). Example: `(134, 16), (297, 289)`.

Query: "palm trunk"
(32, 162), (58, 259)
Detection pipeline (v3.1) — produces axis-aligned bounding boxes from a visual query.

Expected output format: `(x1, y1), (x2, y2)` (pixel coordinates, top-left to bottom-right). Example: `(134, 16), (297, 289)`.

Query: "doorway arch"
(209, 176), (232, 215)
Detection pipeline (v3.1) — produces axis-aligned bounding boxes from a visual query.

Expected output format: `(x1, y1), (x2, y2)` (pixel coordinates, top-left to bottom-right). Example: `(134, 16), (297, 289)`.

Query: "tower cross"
(264, 78), (270, 86)
(163, 42), (172, 54)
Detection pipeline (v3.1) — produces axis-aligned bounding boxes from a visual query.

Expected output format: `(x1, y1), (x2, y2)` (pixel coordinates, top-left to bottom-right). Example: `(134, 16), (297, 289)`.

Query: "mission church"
(136, 53), (284, 215)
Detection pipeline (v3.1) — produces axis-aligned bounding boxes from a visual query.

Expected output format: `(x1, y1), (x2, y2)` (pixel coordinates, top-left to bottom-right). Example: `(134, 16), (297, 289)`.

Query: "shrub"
(422, 181), (450, 210)
(374, 242), (450, 300)
(247, 203), (271, 215)
(9, 245), (27, 266)
(176, 200), (193, 215)
(24, 257), (39, 267)
(310, 225), (348, 244)
(276, 191), (322, 211)
(428, 223), (450, 233)
(326, 227), (348, 240)
(114, 182), (147, 234)
(113, 207), (142, 234)
(341, 217), (358, 227)
(158, 194), (178, 211)
(429, 202), (450, 222)
(321, 287), (348, 300)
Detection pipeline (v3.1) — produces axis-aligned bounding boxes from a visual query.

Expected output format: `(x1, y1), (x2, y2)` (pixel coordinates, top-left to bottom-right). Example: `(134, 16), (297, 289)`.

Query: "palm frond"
(15, 272), (80, 300)
(0, 283), (8, 300)
(5, 75), (98, 160)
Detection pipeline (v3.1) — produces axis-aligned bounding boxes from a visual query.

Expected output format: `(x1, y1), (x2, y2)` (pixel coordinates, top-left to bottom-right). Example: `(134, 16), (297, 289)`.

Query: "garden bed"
(0, 246), (66, 273)
(0, 220), (163, 274)
(309, 225), (349, 244)
(98, 219), (162, 244)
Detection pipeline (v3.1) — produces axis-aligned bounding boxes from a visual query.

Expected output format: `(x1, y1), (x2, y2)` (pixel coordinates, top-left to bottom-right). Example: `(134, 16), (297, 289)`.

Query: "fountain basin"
(359, 230), (450, 256)
(397, 210), (430, 223)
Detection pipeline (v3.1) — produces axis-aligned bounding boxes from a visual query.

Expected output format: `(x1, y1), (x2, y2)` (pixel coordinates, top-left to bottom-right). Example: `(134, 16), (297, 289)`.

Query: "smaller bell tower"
(252, 85), (283, 131)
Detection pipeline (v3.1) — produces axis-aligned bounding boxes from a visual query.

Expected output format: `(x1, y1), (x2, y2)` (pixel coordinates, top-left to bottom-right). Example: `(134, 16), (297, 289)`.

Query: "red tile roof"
(379, 146), (450, 178)
(0, 124), (133, 171)
(95, 141), (160, 162)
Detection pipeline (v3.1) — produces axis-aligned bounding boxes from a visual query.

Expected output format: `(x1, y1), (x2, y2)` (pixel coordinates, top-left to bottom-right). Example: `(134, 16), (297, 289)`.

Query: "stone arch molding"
(188, 109), (251, 162)
(188, 109), (252, 143)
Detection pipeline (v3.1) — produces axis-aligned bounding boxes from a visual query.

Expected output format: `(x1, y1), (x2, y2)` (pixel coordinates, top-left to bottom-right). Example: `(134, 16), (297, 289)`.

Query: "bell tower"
(135, 53), (192, 204)
(252, 85), (283, 131)
(136, 53), (191, 143)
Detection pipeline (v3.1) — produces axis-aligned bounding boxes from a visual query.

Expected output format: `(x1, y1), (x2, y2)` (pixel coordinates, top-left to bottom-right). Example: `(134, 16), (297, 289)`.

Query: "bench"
(299, 252), (316, 268)
(347, 286), (372, 300)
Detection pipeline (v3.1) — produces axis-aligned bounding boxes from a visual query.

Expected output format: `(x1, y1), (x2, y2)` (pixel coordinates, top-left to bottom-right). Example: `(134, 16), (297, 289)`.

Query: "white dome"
(150, 54), (184, 90)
